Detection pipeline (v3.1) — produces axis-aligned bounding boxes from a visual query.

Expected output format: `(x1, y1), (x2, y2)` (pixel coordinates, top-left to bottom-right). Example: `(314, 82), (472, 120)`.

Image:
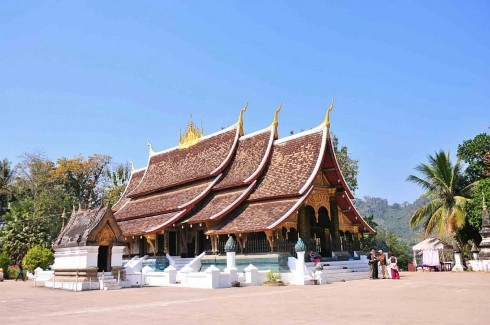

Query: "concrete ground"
(1, 272), (489, 325)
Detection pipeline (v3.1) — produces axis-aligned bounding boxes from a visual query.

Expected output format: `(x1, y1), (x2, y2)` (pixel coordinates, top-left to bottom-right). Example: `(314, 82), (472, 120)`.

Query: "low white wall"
(52, 246), (99, 269)
(468, 260), (490, 272)
(111, 246), (125, 268)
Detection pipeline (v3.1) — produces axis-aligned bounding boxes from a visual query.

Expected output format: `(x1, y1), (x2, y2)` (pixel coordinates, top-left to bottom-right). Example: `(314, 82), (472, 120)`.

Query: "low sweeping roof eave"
(207, 187), (313, 236)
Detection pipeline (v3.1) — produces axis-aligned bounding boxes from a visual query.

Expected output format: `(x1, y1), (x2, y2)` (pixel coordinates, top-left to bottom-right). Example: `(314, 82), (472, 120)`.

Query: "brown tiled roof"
(112, 168), (145, 212)
(184, 183), (255, 224)
(128, 126), (239, 197)
(114, 179), (215, 220)
(249, 128), (325, 201)
(208, 193), (310, 235)
(214, 128), (274, 189)
(54, 205), (124, 248)
(117, 211), (183, 236)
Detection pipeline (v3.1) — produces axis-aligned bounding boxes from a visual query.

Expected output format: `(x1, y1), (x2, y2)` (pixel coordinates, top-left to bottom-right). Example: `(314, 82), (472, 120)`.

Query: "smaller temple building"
(50, 205), (126, 290)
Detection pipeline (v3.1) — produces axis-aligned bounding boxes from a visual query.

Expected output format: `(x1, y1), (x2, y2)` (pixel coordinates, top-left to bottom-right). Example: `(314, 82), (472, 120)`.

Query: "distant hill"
(354, 196), (428, 244)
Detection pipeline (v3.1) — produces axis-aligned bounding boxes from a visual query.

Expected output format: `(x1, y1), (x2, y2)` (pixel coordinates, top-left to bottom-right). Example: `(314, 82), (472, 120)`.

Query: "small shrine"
(48, 205), (126, 290)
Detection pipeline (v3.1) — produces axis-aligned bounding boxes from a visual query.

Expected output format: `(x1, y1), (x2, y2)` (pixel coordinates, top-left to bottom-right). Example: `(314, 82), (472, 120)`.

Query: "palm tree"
(407, 150), (473, 237)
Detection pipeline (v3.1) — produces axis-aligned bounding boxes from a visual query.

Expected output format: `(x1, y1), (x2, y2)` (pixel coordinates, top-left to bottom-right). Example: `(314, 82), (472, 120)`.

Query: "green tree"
(103, 162), (131, 205)
(11, 152), (67, 237)
(52, 154), (111, 207)
(0, 158), (14, 221)
(22, 245), (55, 273)
(0, 201), (55, 263)
(359, 214), (378, 251)
(0, 249), (11, 279)
(332, 134), (359, 192)
(384, 232), (411, 271)
(457, 133), (490, 182)
(457, 178), (490, 246)
(407, 150), (472, 237)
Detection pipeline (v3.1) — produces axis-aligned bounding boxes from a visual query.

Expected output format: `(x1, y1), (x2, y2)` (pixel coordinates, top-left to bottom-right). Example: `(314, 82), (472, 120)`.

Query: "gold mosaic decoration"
(179, 116), (204, 149)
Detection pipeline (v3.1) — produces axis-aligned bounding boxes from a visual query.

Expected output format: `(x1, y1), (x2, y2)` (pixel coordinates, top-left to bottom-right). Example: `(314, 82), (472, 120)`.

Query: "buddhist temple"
(112, 102), (375, 264)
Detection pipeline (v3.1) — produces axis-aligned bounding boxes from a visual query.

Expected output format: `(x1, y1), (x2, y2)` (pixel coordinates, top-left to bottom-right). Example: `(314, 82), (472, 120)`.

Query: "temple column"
(329, 189), (341, 251)
(265, 230), (274, 252)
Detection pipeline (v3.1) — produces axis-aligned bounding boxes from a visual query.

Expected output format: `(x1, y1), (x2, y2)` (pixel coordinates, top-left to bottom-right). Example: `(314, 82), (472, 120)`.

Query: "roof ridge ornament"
(129, 159), (135, 172)
(237, 101), (248, 137)
(147, 140), (155, 155)
(178, 114), (204, 149)
(322, 98), (335, 130)
(272, 102), (282, 139)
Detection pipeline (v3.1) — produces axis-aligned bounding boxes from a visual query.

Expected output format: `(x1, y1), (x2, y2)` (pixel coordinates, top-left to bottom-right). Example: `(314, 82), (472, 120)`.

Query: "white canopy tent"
(412, 238), (453, 268)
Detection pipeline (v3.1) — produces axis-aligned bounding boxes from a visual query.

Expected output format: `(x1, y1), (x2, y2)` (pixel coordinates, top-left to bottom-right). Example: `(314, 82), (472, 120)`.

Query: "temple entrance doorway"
(187, 236), (196, 258)
(97, 245), (111, 272)
(197, 229), (211, 254)
(318, 207), (331, 256)
(168, 231), (178, 256)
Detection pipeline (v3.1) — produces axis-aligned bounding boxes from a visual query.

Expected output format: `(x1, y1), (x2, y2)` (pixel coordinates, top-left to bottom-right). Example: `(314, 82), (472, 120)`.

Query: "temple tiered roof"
(114, 103), (375, 236)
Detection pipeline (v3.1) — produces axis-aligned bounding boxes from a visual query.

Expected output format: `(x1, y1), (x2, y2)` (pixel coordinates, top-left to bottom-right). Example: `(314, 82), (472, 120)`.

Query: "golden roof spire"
(322, 98), (335, 129)
(178, 114), (204, 149)
(147, 140), (154, 155)
(237, 101), (248, 136)
(272, 102), (282, 139)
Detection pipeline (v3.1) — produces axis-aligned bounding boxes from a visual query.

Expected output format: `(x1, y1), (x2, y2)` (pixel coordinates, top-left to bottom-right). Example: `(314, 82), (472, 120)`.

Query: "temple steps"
(169, 257), (196, 271)
(305, 260), (370, 283)
(97, 272), (122, 290)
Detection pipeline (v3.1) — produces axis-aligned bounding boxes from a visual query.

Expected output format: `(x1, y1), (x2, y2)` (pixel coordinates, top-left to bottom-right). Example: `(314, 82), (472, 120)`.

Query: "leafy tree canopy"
(332, 134), (359, 192)
(22, 245), (55, 273)
(457, 133), (490, 182)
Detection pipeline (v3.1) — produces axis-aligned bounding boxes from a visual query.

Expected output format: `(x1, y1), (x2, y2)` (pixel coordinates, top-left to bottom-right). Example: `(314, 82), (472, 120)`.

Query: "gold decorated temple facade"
(113, 102), (375, 258)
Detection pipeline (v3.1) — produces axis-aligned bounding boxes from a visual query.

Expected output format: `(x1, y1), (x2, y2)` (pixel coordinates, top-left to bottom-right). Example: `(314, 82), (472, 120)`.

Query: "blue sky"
(1, 1), (489, 204)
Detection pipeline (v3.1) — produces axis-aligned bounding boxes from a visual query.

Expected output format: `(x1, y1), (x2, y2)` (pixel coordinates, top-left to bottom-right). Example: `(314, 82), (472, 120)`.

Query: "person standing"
(15, 264), (25, 282)
(389, 254), (400, 279)
(367, 249), (379, 279)
(378, 249), (389, 279)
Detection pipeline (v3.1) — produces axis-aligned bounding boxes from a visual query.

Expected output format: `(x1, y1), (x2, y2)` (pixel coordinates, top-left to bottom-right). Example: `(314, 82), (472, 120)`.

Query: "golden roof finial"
(237, 101), (248, 136)
(147, 140), (155, 155)
(322, 98), (335, 129)
(272, 102), (282, 139)
(179, 114), (204, 149)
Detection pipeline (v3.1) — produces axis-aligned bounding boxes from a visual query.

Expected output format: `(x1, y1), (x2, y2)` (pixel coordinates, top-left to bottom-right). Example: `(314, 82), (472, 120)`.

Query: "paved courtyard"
(1, 272), (489, 325)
